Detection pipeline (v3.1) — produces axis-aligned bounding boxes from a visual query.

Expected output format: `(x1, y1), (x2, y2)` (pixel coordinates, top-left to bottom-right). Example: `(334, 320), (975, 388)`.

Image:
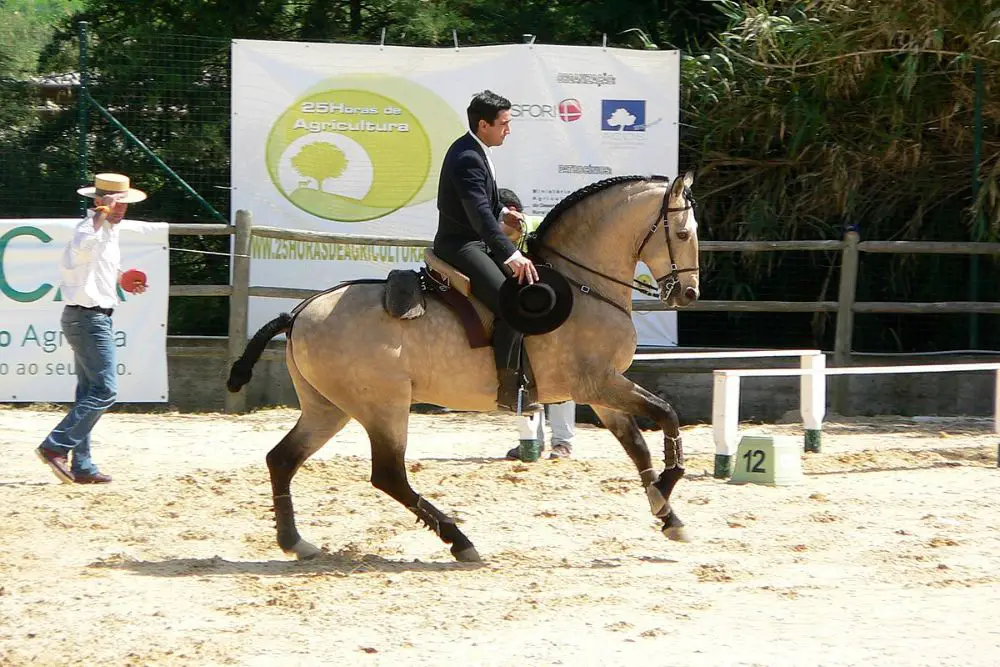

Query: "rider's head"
(498, 188), (522, 212)
(468, 90), (512, 147)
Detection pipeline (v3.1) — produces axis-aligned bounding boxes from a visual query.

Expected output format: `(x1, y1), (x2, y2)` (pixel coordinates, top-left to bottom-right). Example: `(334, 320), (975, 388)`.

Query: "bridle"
(536, 181), (699, 314)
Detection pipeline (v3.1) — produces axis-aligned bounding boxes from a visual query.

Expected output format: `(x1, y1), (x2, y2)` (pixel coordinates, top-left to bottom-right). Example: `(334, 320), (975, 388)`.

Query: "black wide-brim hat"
(498, 265), (574, 336)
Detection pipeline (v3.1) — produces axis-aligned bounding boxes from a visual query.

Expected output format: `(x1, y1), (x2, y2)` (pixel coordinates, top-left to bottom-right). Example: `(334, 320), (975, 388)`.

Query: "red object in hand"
(119, 269), (147, 293)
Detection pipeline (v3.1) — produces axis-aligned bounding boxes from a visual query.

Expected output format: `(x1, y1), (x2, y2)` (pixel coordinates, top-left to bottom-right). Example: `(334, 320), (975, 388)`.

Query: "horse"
(227, 172), (701, 562)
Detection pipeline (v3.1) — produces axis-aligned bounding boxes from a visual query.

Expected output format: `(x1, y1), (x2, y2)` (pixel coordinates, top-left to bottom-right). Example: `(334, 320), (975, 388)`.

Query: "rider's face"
(478, 109), (511, 147)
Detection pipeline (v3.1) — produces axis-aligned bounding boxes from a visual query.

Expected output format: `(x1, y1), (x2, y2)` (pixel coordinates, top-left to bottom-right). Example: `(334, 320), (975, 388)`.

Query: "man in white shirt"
(36, 173), (148, 484)
(433, 90), (541, 412)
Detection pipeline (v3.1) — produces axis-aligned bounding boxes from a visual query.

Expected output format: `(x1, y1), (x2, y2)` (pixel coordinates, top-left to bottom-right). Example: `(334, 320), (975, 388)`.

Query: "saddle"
(382, 250), (538, 411)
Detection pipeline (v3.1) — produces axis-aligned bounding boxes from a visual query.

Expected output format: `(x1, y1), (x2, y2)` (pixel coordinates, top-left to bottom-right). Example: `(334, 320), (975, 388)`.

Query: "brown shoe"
(36, 446), (75, 484)
(74, 471), (112, 484)
(549, 443), (572, 460)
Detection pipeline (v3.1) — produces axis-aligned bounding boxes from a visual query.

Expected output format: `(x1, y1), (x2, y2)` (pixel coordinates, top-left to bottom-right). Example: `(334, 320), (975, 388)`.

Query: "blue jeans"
(40, 307), (118, 475)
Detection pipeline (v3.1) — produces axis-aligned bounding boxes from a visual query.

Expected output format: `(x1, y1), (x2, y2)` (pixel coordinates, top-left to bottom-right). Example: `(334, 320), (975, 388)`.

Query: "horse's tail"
(226, 312), (294, 393)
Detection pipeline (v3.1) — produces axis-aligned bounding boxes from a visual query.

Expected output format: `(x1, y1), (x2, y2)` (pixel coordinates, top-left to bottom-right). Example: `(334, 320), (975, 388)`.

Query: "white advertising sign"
(0, 219), (169, 402)
(232, 40), (679, 346)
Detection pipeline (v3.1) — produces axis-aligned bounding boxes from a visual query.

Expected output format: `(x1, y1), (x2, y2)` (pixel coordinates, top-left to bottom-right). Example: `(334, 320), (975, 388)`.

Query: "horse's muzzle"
(658, 275), (699, 307)
(669, 286), (699, 307)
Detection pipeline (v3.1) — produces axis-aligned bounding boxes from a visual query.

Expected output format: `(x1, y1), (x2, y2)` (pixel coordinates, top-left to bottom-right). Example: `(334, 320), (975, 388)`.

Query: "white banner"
(0, 219), (169, 402)
(232, 39), (679, 346)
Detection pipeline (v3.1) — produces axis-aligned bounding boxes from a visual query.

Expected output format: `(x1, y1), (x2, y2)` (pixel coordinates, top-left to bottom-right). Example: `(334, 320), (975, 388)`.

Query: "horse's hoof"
(662, 524), (691, 542)
(286, 539), (322, 560)
(452, 546), (482, 563)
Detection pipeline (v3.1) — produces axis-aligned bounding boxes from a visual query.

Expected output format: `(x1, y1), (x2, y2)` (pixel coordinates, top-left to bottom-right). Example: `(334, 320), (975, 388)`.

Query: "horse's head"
(638, 172), (700, 307)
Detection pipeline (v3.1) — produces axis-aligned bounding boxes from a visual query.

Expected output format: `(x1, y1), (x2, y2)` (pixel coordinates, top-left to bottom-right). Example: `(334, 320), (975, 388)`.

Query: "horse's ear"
(683, 171), (694, 188)
(670, 173), (687, 197)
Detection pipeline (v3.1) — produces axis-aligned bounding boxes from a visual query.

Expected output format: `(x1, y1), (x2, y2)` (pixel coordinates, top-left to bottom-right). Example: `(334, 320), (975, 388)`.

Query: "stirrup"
(516, 385), (542, 414)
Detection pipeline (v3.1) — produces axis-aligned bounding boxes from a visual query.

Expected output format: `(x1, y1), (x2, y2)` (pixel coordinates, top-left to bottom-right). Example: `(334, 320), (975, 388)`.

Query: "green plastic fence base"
(804, 429), (822, 453)
(713, 454), (733, 479)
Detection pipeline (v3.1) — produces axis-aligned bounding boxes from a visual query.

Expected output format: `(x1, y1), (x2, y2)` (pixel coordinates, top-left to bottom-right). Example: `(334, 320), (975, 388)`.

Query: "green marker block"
(729, 435), (803, 486)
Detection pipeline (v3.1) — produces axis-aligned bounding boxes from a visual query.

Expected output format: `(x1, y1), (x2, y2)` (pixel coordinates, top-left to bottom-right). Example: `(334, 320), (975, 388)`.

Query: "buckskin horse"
(227, 172), (701, 562)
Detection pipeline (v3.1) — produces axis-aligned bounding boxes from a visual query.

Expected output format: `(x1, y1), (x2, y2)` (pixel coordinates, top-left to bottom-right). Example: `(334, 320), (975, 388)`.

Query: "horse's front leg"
(588, 375), (689, 541)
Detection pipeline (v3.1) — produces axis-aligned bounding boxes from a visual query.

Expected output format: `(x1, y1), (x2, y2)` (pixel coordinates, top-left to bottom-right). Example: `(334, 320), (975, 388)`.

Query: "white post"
(801, 352), (826, 453)
(712, 371), (741, 478)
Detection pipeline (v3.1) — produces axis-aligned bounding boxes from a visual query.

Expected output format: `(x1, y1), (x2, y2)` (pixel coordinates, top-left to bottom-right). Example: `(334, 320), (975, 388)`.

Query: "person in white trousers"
(507, 400), (576, 460)
(496, 187), (576, 461)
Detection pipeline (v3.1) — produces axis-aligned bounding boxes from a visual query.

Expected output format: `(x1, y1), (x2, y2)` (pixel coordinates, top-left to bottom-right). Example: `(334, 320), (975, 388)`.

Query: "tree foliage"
(682, 0), (1000, 243)
(674, 0), (1000, 350)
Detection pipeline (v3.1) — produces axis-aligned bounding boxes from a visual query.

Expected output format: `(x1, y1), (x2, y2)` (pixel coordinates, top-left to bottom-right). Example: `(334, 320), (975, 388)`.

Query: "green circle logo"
(266, 77), (463, 222)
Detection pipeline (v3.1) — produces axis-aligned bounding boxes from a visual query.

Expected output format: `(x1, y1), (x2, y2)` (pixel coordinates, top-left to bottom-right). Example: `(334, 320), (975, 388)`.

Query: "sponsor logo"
(265, 78), (462, 223)
(557, 164), (612, 175)
(557, 99), (583, 122)
(601, 99), (646, 132)
(556, 72), (617, 87)
(511, 99), (582, 122)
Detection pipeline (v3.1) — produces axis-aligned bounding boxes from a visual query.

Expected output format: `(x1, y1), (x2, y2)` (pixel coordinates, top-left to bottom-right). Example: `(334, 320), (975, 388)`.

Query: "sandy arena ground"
(1, 405), (999, 666)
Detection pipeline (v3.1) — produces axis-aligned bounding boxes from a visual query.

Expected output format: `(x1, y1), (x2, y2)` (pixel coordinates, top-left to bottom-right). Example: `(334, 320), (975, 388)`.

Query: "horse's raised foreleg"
(588, 375), (689, 541)
(267, 406), (350, 560)
(364, 420), (481, 563)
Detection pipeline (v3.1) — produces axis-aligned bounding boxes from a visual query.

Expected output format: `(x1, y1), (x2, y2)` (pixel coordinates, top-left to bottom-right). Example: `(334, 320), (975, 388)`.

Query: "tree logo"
(266, 78), (463, 222)
(601, 99), (646, 132)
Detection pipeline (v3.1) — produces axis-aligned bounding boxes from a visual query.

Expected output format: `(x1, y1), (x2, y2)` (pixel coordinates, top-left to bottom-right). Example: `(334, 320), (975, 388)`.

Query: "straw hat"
(77, 173), (147, 204)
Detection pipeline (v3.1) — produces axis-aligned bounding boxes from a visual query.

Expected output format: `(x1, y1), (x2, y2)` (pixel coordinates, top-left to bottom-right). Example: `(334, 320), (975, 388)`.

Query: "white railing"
(712, 362), (1000, 476)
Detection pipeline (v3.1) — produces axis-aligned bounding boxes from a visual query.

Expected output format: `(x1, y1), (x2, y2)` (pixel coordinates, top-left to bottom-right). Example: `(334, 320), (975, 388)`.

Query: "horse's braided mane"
(526, 174), (670, 255)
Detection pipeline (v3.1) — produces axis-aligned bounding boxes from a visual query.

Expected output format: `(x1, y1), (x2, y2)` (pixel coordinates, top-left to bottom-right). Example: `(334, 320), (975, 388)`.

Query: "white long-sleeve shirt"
(59, 210), (121, 309)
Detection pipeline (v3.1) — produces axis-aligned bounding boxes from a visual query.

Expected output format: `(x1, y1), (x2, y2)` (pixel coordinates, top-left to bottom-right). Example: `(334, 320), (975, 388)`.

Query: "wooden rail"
(163, 211), (1000, 413)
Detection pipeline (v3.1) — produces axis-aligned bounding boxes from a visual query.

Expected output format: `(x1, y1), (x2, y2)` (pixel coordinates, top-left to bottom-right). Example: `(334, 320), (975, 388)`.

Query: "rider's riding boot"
(494, 320), (541, 414)
(497, 368), (542, 414)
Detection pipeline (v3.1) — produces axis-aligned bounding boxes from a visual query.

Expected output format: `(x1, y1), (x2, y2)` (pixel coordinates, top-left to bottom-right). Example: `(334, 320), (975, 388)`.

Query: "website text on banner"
(0, 219), (169, 402)
(231, 40), (680, 346)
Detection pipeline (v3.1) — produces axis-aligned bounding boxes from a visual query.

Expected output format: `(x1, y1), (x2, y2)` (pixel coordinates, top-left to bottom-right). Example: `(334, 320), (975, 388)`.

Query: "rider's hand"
(503, 209), (525, 228)
(507, 254), (539, 285)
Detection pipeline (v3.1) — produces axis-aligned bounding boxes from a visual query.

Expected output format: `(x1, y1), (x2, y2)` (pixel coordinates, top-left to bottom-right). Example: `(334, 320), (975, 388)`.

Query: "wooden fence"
(166, 211), (1000, 413)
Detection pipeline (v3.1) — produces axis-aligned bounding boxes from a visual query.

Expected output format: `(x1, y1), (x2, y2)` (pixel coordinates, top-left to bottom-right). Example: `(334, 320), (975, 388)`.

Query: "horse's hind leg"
(589, 377), (689, 541)
(360, 411), (481, 563)
(267, 400), (350, 560)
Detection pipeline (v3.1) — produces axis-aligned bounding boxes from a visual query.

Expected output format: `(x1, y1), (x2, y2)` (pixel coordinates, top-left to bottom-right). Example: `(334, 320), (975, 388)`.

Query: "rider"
(434, 90), (540, 412)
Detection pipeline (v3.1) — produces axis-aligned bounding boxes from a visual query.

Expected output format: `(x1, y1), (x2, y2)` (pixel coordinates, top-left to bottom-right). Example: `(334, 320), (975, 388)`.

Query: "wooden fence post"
(225, 209), (252, 414)
(831, 230), (860, 415)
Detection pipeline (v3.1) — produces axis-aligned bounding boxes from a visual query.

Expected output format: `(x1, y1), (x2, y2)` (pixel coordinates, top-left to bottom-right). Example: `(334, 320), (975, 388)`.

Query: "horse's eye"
(676, 228), (690, 241)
